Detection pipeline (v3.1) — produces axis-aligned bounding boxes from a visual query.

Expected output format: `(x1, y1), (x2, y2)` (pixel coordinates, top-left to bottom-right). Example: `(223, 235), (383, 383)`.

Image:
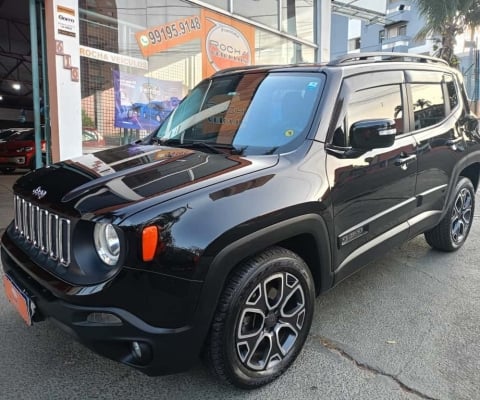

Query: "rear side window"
(411, 83), (445, 130)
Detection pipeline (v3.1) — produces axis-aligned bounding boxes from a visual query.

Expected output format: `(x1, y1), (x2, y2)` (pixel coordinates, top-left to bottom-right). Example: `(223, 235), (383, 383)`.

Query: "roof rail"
(328, 52), (449, 66)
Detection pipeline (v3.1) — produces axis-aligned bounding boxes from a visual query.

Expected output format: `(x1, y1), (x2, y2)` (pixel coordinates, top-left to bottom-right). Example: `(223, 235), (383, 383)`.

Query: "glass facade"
(281, 0), (314, 42)
(78, 0), (317, 148)
(234, 0), (279, 30)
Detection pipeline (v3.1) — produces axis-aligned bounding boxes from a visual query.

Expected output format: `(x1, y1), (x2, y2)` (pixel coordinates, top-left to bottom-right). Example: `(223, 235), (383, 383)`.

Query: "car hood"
(13, 143), (278, 218)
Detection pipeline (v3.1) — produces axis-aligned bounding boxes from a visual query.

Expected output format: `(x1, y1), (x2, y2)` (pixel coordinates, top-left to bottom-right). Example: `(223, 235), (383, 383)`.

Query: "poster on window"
(201, 10), (255, 78)
(135, 9), (255, 79)
(113, 70), (183, 130)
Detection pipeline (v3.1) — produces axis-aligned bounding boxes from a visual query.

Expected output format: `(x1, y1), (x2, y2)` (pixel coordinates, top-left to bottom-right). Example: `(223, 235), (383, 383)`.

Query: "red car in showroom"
(0, 128), (45, 173)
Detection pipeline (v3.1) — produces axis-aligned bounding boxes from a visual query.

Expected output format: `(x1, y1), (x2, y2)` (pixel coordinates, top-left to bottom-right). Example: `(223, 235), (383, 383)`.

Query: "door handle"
(394, 154), (416, 170)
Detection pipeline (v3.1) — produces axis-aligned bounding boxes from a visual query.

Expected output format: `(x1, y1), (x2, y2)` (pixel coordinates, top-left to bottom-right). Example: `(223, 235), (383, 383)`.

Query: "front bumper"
(1, 233), (208, 376)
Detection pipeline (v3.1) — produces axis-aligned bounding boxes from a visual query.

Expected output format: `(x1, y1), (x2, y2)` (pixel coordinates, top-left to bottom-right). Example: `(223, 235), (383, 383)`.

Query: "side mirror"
(463, 114), (479, 132)
(350, 119), (396, 150)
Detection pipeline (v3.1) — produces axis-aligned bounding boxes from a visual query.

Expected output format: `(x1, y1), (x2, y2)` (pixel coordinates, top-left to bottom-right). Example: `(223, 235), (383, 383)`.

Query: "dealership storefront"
(42, 0), (327, 162)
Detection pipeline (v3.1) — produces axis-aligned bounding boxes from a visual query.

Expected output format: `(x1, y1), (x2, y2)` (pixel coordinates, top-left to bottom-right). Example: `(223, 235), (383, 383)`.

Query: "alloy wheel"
(235, 271), (306, 371)
(450, 187), (473, 244)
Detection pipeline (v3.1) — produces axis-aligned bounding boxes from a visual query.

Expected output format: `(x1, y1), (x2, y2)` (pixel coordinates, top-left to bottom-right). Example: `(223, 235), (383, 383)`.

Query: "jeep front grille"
(13, 195), (71, 266)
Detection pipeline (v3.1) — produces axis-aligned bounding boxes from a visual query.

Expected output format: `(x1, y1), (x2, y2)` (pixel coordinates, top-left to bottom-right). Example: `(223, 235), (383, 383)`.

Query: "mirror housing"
(463, 114), (479, 132)
(350, 119), (396, 150)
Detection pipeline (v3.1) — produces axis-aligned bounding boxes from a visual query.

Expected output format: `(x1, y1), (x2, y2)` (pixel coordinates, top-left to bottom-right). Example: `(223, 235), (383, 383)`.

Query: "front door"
(325, 72), (417, 282)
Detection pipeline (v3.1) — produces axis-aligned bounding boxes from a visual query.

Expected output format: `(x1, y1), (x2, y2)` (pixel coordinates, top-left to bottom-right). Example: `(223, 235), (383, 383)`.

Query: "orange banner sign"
(135, 10), (255, 78)
(135, 16), (204, 57)
(201, 10), (255, 78)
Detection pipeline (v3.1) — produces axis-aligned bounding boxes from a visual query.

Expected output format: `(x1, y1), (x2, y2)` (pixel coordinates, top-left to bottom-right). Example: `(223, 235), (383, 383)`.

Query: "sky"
(342, 0), (387, 13)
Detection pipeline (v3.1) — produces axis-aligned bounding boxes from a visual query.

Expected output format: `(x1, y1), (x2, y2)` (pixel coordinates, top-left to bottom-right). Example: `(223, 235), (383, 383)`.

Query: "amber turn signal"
(142, 226), (158, 262)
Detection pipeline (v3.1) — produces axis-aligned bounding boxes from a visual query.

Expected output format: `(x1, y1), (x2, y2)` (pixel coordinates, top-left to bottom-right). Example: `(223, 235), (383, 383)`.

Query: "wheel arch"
(441, 156), (480, 221)
(459, 162), (480, 191)
(194, 213), (333, 346)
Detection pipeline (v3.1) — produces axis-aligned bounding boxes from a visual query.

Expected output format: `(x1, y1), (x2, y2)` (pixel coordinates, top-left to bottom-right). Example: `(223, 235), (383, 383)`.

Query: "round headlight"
(94, 223), (120, 266)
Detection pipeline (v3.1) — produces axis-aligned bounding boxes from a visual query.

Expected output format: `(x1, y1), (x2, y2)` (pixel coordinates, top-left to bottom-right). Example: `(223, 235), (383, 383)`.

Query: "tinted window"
(411, 83), (445, 130)
(347, 84), (404, 137)
(445, 75), (459, 110)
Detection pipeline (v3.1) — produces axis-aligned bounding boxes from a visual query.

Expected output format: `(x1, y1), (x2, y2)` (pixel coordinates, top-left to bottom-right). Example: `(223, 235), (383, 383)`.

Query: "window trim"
(325, 71), (406, 146)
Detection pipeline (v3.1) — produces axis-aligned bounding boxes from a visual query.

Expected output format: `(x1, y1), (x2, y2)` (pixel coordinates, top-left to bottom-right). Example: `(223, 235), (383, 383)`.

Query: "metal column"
(315, 0), (331, 62)
(39, 1), (51, 166)
(29, 0), (42, 169)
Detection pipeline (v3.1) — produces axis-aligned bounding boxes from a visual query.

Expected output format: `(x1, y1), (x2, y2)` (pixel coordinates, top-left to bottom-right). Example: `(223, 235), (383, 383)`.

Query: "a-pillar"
(44, 0), (82, 162)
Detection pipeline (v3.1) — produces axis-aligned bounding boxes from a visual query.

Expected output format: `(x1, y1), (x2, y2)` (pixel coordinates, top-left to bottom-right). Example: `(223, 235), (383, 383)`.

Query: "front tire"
(206, 247), (315, 389)
(425, 177), (475, 251)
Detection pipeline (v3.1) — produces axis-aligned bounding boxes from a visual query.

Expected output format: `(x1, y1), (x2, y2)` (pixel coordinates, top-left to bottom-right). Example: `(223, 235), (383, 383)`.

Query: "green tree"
(81, 109), (94, 128)
(414, 0), (480, 67)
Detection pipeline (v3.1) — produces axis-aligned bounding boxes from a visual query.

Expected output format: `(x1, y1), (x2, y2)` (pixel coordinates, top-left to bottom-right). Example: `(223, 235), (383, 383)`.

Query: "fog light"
(132, 341), (142, 359)
(130, 341), (152, 365)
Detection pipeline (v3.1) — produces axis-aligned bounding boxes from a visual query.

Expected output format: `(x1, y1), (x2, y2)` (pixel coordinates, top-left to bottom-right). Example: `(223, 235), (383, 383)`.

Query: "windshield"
(153, 72), (325, 155)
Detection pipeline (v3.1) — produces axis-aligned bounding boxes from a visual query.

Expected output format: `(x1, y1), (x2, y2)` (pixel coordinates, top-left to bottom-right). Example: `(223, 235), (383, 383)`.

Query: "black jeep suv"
(2, 53), (479, 388)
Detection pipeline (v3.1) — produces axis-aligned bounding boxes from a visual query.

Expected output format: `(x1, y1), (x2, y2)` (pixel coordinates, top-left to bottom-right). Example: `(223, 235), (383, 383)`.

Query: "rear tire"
(424, 177), (475, 251)
(205, 246), (315, 389)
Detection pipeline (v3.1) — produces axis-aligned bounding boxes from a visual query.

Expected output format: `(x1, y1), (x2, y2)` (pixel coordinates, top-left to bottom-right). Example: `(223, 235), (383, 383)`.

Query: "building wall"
(333, 0), (433, 56)
(330, 15), (349, 59)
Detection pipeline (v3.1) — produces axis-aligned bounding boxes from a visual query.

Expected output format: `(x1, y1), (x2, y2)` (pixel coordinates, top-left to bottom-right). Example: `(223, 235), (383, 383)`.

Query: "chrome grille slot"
(13, 195), (71, 267)
(32, 205), (40, 247)
(26, 202), (32, 241)
(21, 198), (27, 236)
(39, 209), (49, 252)
(14, 196), (21, 233)
(48, 213), (58, 259)
(59, 218), (71, 265)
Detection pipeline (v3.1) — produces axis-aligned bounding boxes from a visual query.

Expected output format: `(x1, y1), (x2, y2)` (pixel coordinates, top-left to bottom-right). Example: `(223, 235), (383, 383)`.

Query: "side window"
(346, 84), (404, 139)
(445, 75), (459, 110)
(411, 83), (446, 130)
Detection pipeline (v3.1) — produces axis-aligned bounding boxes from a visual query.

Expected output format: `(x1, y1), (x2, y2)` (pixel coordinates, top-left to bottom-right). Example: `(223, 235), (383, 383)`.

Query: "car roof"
(210, 52), (455, 78)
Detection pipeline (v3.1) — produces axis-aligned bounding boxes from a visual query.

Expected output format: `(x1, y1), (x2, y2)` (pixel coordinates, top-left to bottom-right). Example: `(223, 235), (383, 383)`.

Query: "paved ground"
(0, 171), (479, 400)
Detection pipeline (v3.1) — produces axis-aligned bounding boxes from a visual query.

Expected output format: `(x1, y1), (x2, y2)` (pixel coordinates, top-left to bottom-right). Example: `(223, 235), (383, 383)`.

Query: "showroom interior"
(0, 0), (383, 166)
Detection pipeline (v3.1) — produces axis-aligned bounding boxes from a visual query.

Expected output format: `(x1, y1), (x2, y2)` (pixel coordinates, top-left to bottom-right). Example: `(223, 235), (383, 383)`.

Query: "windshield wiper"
(153, 137), (245, 155)
(150, 136), (163, 145)
(175, 141), (224, 154)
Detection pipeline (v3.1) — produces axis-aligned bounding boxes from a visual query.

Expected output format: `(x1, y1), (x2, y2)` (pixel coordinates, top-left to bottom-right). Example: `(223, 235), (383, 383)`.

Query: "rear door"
(406, 71), (466, 236)
(325, 71), (417, 280)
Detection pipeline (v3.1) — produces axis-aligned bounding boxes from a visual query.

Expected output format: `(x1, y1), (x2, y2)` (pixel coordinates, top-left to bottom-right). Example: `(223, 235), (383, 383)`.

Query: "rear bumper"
(1, 233), (208, 376)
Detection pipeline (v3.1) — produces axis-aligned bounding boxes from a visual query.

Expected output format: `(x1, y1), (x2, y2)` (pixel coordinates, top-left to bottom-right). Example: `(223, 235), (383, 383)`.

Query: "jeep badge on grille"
(32, 186), (47, 200)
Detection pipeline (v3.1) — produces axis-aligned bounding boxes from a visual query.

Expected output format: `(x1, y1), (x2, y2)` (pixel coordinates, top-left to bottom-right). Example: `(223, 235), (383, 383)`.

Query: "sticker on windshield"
(306, 81), (319, 90)
(285, 129), (295, 137)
